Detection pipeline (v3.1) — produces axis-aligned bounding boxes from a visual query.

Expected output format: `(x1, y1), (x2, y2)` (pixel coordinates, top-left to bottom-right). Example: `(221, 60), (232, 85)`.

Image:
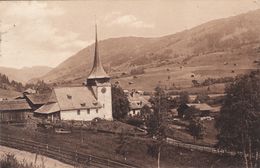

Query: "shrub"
(0, 154), (37, 168)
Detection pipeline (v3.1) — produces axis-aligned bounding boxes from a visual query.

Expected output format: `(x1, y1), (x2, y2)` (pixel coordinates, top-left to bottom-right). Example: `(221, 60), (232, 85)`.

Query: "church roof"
(34, 86), (102, 114)
(54, 86), (102, 110)
(87, 24), (110, 79)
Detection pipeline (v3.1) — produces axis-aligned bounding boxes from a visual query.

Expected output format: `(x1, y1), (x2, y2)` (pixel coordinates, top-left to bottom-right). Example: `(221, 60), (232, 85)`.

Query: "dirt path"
(0, 145), (73, 168)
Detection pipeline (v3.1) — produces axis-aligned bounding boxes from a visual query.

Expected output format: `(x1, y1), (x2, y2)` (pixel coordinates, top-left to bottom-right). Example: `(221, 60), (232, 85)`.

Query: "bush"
(126, 117), (144, 127)
(0, 154), (37, 168)
(130, 67), (145, 75)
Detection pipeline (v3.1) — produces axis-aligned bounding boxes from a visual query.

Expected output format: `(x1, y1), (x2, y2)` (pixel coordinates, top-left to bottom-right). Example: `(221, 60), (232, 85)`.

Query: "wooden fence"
(0, 135), (138, 168)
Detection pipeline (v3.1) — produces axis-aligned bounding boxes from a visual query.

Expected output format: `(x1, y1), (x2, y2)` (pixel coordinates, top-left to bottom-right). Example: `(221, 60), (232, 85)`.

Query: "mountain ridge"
(29, 9), (260, 90)
(0, 66), (53, 84)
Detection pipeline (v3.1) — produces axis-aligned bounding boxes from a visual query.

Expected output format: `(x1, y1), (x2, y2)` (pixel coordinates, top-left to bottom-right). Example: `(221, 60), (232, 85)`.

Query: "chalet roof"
(53, 86), (102, 111)
(87, 24), (110, 79)
(35, 102), (60, 114)
(23, 88), (36, 94)
(25, 93), (51, 105)
(187, 103), (216, 111)
(128, 95), (151, 110)
(0, 99), (32, 111)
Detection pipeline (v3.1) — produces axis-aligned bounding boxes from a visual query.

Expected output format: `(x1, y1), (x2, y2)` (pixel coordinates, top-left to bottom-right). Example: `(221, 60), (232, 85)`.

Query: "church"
(34, 25), (113, 121)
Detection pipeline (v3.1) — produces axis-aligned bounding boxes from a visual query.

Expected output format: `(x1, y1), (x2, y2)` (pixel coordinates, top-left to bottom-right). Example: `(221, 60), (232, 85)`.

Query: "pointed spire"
(87, 23), (110, 79)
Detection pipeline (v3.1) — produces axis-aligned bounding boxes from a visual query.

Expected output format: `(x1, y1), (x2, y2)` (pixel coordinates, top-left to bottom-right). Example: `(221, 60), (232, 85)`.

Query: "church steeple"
(87, 24), (110, 80)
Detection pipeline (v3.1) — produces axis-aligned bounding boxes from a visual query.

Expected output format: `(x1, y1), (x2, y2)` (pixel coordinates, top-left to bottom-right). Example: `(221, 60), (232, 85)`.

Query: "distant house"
(177, 103), (221, 118)
(24, 93), (51, 111)
(23, 88), (36, 95)
(128, 92), (151, 116)
(0, 99), (32, 123)
(187, 103), (220, 115)
(34, 25), (113, 122)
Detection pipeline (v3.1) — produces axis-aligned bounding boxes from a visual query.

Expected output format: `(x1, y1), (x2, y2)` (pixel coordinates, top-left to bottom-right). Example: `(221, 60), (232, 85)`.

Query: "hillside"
(39, 9), (260, 91)
(0, 66), (52, 84)
(0, 88), (21, 99)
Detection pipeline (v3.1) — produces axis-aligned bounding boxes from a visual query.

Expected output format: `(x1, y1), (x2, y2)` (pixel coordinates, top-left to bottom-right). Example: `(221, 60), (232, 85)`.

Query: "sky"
(0, 0), (260, 69)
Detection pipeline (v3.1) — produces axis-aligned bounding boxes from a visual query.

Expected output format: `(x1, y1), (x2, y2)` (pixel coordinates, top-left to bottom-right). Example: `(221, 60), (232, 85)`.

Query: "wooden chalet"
(0, 99), (33, 123)
(24, 93), (51, 110)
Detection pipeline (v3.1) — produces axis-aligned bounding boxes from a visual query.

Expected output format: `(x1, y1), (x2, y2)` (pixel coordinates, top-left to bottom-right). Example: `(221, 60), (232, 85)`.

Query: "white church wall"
(97, 86), (113, 120)
(60, 108), (105, 121)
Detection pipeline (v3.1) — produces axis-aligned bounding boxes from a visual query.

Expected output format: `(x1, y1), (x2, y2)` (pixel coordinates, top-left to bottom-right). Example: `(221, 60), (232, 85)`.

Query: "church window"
(103, 104), (105, 108)
(77, 110), (80, 115)
(87, 109), (90, 114)
(96, 109), (98, 113)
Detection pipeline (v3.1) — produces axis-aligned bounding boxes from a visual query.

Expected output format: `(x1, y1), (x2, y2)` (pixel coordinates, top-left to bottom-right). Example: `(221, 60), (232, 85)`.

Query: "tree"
(184, 106), (200, 120)
(147, 86), (170, 168)
(112, 84), (129, 120)
(215, 70), (260, 168)
(35, 80), (51, 93)
(140, 105), (152, 120)
(115, 130), (129, 160)
(192, 80), (200, 87)
(188, 119), (205, 142)
(178, 91), (190, 105)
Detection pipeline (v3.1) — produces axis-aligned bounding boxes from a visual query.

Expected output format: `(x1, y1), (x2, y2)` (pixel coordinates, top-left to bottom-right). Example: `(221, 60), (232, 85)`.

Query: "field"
(0, 123), (243, 168)
(112, 62), (256, 92)
(167, 120), (218, 147)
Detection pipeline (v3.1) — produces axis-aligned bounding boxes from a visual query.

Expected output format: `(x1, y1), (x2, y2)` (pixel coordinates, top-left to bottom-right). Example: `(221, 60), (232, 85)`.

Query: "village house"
(34, 25), (112, 122)
(177, 103), (221, 118)
(0, 99), (33, 123)
(24, 93), (51, 111)
(127, 91), (151, 116)
(23, 88), (37, 94)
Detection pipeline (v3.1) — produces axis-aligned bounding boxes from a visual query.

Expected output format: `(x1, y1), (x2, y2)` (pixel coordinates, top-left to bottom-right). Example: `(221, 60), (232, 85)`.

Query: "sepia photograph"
(0, 0), (260, 167)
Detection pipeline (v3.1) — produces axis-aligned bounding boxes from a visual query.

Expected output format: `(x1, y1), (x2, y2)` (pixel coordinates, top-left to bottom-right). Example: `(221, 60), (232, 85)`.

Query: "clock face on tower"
(101, 87), (106, 93)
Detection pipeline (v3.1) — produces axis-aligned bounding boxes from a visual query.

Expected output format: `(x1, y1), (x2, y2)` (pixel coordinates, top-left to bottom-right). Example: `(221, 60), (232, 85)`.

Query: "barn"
(24, 93), (51, 111)
(0, 99), (33, 123)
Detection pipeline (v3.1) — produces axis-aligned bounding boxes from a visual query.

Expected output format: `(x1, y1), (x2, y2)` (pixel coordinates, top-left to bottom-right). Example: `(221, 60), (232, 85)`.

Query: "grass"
(166, 120), (218, 147)
(0, 123), (243, 168)
(0, 153), (38, 168)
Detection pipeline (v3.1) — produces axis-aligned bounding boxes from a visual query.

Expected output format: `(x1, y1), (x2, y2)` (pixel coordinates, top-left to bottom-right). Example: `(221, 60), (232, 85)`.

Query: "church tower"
(86, 24), (113, 120)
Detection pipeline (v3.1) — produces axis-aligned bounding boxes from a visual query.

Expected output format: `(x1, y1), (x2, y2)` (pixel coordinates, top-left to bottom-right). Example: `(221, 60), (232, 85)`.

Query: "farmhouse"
(34, 25), (112, 122)
(24, 93), (51, 111)
(177, 103), (221, 118)
(128, 91), (151, 116)
(0, 99), (33, 123)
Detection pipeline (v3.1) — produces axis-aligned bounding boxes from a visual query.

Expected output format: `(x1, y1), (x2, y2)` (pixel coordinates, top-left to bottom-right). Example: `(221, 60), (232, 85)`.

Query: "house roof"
(128, 95), (151, 110)
(53, 86), (102, 111)
(0, 99), (32, 111)
(25, 93), (51, 105)
(187, 103), (218, 111)
(23, 88), (36, 94)
(35, 102), (60, 114)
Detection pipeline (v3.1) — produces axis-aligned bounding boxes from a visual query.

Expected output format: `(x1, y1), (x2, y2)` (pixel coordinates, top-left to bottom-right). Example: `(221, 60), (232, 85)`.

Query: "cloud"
(0, 2), (88, 68)
(107, 14), (154, 28)
(4, 2), (64, 19)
